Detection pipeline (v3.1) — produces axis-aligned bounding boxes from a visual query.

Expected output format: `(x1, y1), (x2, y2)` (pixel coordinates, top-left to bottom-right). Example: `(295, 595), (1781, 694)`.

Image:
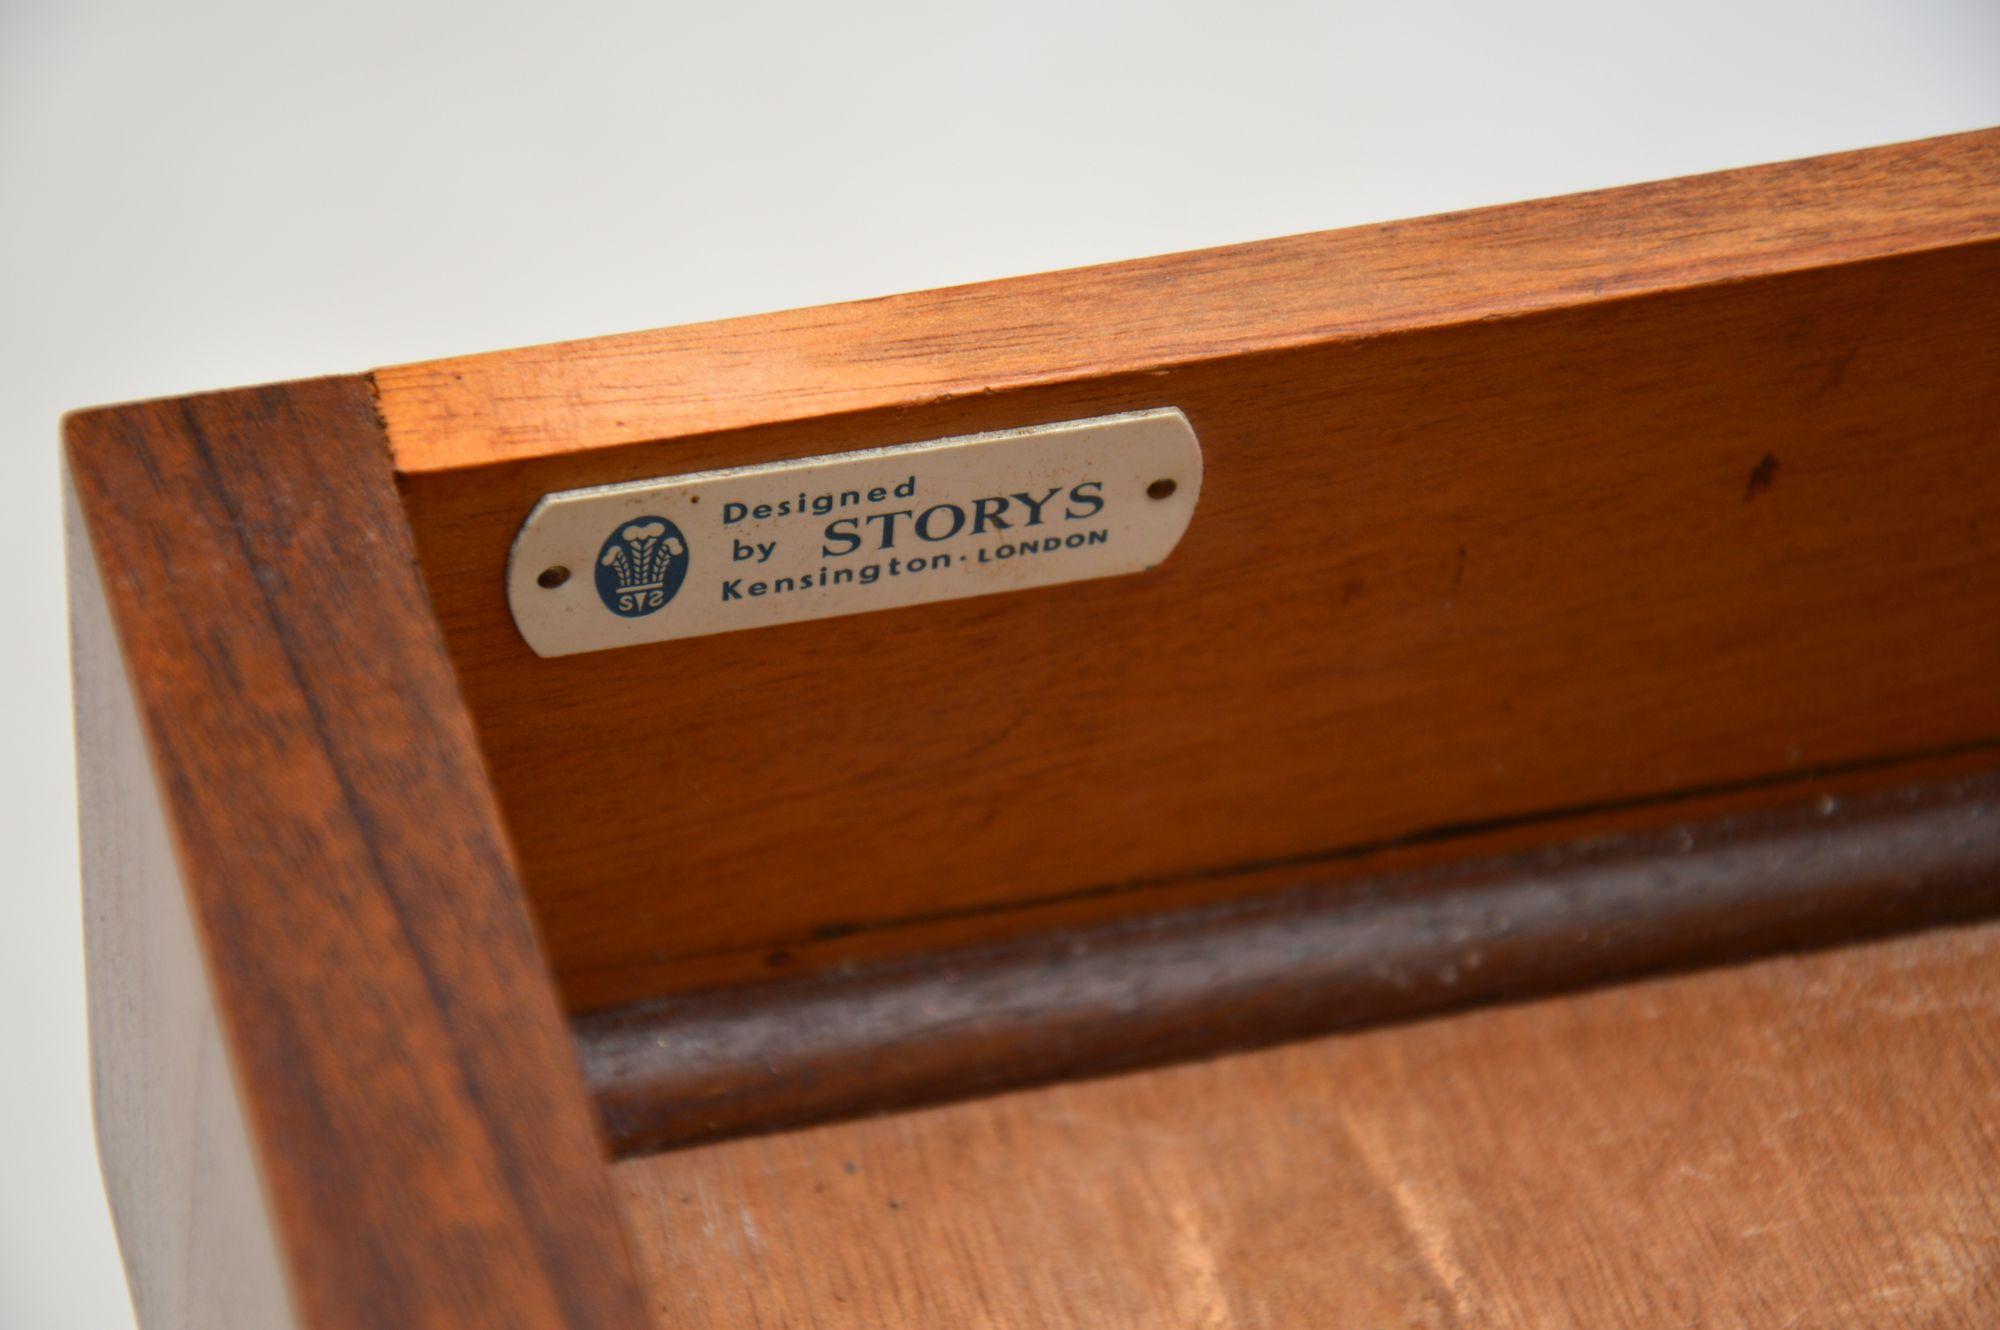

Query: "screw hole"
(537, 566), (571, 589)
(1147, 478), (1178, 500)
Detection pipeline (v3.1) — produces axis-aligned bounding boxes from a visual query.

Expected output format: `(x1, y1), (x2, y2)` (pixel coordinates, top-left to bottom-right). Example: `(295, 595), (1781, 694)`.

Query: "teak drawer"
(67, 129), (2000, 1328)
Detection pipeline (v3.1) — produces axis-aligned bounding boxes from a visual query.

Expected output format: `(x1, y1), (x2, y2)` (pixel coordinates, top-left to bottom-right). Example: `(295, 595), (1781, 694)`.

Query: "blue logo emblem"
(596, 517), (689, 617)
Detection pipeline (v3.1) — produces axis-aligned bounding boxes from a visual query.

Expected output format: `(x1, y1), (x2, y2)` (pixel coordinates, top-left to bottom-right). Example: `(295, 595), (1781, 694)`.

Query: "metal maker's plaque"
(506, 408), (1203, 657)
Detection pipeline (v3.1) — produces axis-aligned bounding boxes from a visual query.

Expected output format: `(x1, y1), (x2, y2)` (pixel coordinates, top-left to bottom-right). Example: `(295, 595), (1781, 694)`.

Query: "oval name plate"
(506, 408), (1202, 657)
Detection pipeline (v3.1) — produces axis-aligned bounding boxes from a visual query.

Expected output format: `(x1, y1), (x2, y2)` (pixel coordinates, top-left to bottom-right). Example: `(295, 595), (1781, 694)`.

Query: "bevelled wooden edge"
(377, 127), (2000, 471)
(64, 379), (652, 1330)
(579, 767), (2000, 1158)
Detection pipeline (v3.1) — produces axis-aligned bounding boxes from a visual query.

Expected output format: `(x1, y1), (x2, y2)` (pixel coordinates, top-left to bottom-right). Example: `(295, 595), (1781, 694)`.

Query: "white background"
(3, 2), (1996, 1323)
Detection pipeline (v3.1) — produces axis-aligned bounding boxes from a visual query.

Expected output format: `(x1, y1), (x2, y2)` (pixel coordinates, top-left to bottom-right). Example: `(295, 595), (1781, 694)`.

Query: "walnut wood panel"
(579, 763), (2000, 1156)
(377, 131), (2000, 1012)
(379, 130), (2000, 469)
(615, 919), (2000, 1328)
(70, 483), (297, 1330)
(64, 383), (651, 1330)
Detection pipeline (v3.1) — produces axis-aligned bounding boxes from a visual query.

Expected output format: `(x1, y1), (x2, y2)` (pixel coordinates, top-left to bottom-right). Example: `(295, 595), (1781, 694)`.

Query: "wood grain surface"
(69, 483), (298, 1330)
(378, 130), (2000, 470)
(66, 130), (2000, 1329)
(378, 130), (2000, 1011)
(65, 383), (651, 1330)
(578, 764), (2000, 1156)
(615, 918), (2000, 1329)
